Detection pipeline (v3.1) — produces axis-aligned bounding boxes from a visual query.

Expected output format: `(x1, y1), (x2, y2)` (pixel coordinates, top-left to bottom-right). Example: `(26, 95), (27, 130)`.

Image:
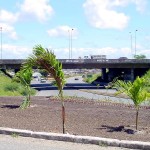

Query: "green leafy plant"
(142, 70), (150, 92)
(22, 45), (66, 133)
(13, 67), (33, 109)
(84, 73), (101, 83)
(11, 132), (19, 138)
(19, 88), (36, 96)
(113, 76), (150, 130)
(4, 82), (19, 93)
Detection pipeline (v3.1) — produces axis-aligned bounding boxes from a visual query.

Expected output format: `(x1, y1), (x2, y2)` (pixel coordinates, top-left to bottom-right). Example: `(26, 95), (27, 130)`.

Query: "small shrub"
(4, 82), (19, 92)
(20, 97), (30, 109)
(19, 88), (36, 96)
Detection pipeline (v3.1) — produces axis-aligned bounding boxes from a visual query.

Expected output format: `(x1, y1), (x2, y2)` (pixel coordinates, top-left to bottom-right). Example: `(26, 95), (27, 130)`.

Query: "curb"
(0, 127), (150, 149)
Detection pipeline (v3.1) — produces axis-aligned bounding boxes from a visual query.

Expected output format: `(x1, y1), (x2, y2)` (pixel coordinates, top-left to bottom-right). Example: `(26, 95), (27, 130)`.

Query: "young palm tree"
(22, 45), (66, 133)
(13, 67), (33, 109)
(113, 76), (150, 130)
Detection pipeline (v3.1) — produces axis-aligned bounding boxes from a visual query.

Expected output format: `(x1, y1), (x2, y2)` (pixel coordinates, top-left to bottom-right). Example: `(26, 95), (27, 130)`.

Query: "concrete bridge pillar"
(130, 68), (134, 81)
(14, 69), (20, 73)
(101, 68), (107, 81)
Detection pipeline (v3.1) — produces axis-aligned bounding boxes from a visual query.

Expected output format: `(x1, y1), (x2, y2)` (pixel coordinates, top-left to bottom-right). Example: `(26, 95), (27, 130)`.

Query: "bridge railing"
(59, 59), (150, 63)
(0, 59), (150, 65)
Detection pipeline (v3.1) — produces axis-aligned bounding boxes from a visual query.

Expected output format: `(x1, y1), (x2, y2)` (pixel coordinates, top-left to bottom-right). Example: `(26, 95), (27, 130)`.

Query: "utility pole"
(68, 28), (74, 59)
(0, 27), (2, 59)
(68, 30), (71, 59)
(129, 32), (133, 58)
(135, 29), (138, 56)
(70, 29), (73, 59)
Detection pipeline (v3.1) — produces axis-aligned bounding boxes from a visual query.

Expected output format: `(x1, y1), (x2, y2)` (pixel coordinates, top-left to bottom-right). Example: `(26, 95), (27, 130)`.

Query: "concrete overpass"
(0, 59), (150, 69)
(0, 59), (150, 82)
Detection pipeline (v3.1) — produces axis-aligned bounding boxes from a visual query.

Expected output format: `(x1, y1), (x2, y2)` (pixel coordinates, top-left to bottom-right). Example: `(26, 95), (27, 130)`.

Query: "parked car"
(40, 78), (46, 83)
(74, 77), (79, 80)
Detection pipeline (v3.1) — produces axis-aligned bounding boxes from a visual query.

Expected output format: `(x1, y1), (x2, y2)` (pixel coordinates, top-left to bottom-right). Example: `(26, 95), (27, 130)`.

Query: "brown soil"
(0, 96), (150, 142)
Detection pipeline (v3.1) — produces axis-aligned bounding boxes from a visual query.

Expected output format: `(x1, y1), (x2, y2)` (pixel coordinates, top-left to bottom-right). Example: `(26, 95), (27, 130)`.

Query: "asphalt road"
(34, 76), (132, 104)
(0, 134), (134, 150)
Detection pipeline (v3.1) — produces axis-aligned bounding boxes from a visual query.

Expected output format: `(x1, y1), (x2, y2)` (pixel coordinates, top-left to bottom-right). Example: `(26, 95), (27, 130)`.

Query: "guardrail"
(0, 59), (150, 64)
(59, 59), (150, 63)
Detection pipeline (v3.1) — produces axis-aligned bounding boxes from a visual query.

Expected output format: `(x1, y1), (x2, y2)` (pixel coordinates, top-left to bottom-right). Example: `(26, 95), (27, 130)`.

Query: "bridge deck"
(0, 59), (150, 69)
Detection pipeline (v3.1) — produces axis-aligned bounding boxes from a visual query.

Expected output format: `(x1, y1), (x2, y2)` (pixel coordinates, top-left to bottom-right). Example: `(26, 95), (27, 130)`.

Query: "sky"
(0, 0), (150, 59)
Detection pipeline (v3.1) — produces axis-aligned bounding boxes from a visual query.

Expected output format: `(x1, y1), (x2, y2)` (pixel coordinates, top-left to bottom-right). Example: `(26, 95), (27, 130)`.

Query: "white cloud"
(53, 46), (149, 59)
(47, 26), (78, 38)
(2, 44), (150, 59)
(83, 0), (129, 30)
(138, 49), (150, 58)
(83, 0), (147, 30)
(0, 10), (19, 40)
(0, 9), (19, 24)
(2, 44), (32, 59)
(132, 0), (147, 13)
(0, 23), (18, 40)
(19, 0), (54, 22)
(53, 47), (123, 59)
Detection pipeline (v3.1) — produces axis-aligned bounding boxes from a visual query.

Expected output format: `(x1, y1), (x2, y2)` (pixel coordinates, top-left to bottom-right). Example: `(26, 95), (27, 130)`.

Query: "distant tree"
(142, 70), (150, 92)
(113, 76), (150, 130)
(134, 54), (146, 59)
(39, 69), (49, 77)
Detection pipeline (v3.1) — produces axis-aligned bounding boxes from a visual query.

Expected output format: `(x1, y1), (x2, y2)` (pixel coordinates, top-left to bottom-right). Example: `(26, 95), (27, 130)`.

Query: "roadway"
(0, 134), (134, 150)
(33, 76), (132, 104)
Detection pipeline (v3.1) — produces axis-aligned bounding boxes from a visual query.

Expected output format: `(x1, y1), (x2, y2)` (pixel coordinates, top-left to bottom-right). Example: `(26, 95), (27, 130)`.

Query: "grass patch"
(11, 132), (19, 138)
(83, 73), (101, 83)
(0, 72), (36, 96)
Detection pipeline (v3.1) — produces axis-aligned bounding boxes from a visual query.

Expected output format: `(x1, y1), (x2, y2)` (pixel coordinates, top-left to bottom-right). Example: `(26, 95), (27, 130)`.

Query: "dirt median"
(0, 96), (150, 142)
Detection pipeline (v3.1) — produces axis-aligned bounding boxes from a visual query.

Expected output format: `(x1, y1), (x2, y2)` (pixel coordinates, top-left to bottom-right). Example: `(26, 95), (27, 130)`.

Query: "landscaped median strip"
(0, 127), (150, 150)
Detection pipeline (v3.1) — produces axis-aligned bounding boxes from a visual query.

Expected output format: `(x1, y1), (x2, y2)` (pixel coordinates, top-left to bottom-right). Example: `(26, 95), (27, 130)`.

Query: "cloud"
(0, 9), (19, 24)
(47, 26), (78, 38)
(0, 10), (19, 40)
(138, 49), (150, 58)
(83, 0), (147, 30)
(2, 43), (149, 59)
(53, 46), (150, 59)
(2, 44), (32, 59)
(83, 0), (129, 30)
(19, 0), (54, 22)
(52, 46), (129, 59)
(132, 0), (147, 13)
(0, 23), (18, 40)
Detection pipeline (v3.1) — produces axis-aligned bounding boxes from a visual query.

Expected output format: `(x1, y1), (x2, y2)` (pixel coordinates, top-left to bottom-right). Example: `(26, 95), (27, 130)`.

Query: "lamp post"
(70, 29), (73, 59)
(135, 29), (138, 56)
(0, 27), (2, 59)
(68, 28), (74, 59)
(129, 32), (133, 58)
(68, 30), (71, 59)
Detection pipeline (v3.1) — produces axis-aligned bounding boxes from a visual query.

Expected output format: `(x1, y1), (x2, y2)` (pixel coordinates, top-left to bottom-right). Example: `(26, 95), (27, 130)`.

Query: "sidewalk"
(0, 127), (150, 150)
(0, 134), (133, 150)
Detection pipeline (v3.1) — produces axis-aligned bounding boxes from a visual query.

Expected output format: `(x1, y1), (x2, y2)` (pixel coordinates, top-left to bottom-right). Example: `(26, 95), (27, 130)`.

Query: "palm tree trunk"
(136, 106), (139, 130)
(62, 102), (66, 134)
(28, 86), (31, 107)
(60, 90), (66, 134)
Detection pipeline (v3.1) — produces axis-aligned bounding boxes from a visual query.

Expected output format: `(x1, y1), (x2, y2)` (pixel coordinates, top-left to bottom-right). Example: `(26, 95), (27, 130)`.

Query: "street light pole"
(0, 27), (2, 59)
(129, 32), (133, 58)
(68, 30), (71, 59)
(70, 29), (73, 59)
(135, 29), (138, 56)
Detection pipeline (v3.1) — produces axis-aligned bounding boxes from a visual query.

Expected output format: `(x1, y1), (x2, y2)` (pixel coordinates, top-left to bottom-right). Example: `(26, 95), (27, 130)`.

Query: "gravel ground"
(0, 96), (150, 142)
